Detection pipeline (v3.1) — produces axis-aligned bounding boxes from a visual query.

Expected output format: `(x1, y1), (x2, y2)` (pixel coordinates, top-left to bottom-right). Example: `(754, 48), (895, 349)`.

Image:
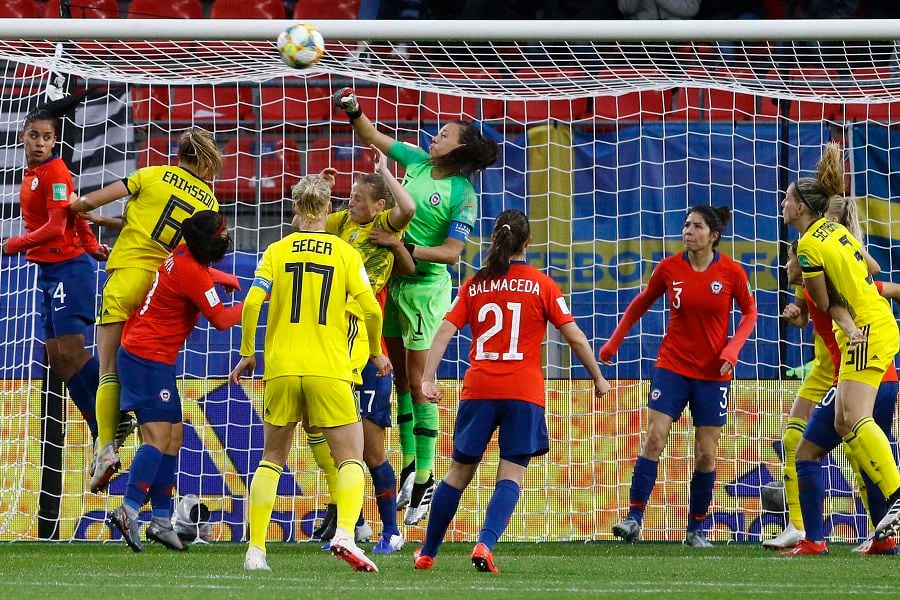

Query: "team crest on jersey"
(160, 389), (171, 402)
(31, 177), (39, 191)
(349, 230), (359, 243)
(710, 280), (723, 294)
(428, 193), (442, 206)
(650, 388), (661, 400)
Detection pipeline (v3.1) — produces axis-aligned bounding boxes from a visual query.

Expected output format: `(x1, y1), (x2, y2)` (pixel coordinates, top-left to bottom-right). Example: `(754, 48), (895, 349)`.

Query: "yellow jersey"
(797, 217), (892, 326)
(248, 231), (377, 381)
(108, 165), (218, 271)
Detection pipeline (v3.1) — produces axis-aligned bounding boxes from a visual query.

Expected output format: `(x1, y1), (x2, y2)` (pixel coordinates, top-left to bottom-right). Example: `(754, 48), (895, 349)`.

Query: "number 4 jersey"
(445, 261), (574, 407)
(108, 165), (219, 272)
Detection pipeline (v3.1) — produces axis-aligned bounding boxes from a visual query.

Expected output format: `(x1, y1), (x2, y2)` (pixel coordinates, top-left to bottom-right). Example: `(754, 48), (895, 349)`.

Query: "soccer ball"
(277, 24), (325, 69)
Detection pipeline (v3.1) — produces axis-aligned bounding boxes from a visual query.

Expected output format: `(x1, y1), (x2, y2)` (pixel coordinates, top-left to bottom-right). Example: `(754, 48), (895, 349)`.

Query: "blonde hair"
(291, 175), (331, 220)
(794, 141), (845, 215)
(178, 127), (223, 180)
(826, 196), (864, 241)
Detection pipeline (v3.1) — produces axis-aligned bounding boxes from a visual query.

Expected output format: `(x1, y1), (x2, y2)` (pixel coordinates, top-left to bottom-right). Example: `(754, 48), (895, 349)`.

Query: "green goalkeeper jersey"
(388, 141), (478, 282)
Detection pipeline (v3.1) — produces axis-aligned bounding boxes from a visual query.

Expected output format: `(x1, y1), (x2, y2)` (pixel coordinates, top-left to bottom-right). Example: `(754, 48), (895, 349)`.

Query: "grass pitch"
(2, 541), (897, 598)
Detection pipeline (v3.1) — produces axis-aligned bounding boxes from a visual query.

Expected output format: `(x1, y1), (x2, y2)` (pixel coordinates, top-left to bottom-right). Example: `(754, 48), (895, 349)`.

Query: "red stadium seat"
(126, 0), (202, 18)
(136, 136), (179, 169)
(0, 0), (38, 17)
(293, 0), (360, 19)
(260, 84), (333, 126)
(306, 137), (374, 198)
(423, 92), (481, 123)
(671, 88), (757, 122)
(756, 95), (842, 122)
(354, 86), (419, 123)
(45, 0), (119, 17)
(592, 90), (671, 122)
(502, 98), (590, 123)
(169, 87), (254, 124)
(217, 137), (301, 203)
(131, 87), (168, 124)
(210, 0), (285, 19)
(844, 101), (900, 124)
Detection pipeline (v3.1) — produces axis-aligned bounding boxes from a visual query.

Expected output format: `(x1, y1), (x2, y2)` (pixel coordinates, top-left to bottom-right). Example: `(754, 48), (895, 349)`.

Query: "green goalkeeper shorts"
(383, 273), (451, 352)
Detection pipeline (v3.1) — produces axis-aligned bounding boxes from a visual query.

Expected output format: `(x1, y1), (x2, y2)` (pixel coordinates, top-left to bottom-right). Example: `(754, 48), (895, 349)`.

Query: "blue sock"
(862, 471), (889, 526)
(687, 469), (716, 532)
(66, 357), (99, 438)
(797, 460), (825, 542)
(124, 444), (163, 513)
(149, 453), (177, 520)
(627, 456), (658, 524)
(421, 481), (463, 558)
(370, 460), (399, 536)
(478, 479), (520, 551)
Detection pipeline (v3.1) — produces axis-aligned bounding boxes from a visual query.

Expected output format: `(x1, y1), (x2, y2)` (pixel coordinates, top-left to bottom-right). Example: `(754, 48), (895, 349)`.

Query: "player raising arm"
(601, 205), (757, 547)
(412, 210), (609, 572)
(231, 175), (391, 573)
(1, 93), (108, 451)
(107, 211), (242, 553)
(308, 148), (416, 552)
(70, 128), (226, 494)
(782, 141), (900, 547)
(335, 87), (499, 524)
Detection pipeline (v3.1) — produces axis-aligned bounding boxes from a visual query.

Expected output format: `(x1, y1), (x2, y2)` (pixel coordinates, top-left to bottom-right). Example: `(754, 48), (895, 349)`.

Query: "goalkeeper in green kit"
(335, 87), (499, 524)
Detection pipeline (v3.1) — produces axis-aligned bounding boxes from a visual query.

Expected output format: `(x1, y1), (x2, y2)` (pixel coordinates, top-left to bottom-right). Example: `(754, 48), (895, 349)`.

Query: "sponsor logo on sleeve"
(204, 288), (221, 307)
(52, 183), (68, 201)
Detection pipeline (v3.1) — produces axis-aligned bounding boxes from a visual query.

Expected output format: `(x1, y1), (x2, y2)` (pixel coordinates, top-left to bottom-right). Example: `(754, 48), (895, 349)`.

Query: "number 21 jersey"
(445, 262), (574, 407)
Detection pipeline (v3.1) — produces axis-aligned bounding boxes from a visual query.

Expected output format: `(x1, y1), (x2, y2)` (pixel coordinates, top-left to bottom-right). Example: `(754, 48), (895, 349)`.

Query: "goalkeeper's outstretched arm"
(333, 87), (395, 156)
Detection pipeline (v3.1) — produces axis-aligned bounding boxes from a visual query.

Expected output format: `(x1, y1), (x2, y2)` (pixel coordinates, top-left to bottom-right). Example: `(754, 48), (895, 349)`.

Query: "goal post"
(0, 19), (898, 543)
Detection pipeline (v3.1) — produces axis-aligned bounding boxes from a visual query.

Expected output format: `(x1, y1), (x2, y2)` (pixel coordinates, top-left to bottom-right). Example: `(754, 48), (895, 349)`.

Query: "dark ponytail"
(431, 121), (499, 178)
(474, 209), (530, 282)
(182, 210), (231, 266)
(687, 204), (731, 248)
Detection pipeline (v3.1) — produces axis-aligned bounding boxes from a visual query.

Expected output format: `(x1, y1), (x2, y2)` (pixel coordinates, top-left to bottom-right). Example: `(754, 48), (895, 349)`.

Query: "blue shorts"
(36, 254), (96, 340)
(648, 367), (731, 427)
(117, 347), (182, 424)
(356, 360), (392, 429)
(803, 381), (899, 451)
(452, 399), (549, 467)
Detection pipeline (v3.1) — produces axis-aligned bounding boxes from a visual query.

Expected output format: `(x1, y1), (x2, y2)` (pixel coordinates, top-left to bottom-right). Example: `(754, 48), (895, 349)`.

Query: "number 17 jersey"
(252, 231), (373, 381)
(445, 262), (574, 407)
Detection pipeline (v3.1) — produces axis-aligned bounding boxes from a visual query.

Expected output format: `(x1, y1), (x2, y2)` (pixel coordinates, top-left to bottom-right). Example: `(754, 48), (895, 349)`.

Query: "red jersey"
(805, 282), (898, 384)
(121, 244), (225, 365)
(602, 252), (757, 381)
(7, 155), (98, 263)
(445, 262), (574, 407)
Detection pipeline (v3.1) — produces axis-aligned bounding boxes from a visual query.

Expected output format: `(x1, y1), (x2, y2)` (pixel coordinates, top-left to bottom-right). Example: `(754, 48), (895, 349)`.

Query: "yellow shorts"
(796, 353), (835, 403)
(348, 314), (368, 386)
(837, 316), (900, 387)
(263, 375), (359, 428)
(98, 267), (157, 325)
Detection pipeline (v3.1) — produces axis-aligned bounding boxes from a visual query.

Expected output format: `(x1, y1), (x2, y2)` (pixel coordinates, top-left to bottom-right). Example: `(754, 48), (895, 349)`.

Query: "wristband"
(403, 241), (416, 262)
(346, 107), (363, 123)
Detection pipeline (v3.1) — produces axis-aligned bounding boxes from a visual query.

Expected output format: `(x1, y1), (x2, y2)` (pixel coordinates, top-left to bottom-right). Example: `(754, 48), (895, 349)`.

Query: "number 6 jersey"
(108, 165), (219, 272)
(444, 261), (574, 407)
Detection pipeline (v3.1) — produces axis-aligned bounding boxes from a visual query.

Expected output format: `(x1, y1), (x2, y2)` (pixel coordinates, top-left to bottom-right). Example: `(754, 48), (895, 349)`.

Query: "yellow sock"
(846, 418), (900, 498)
(248, 460), (282, 551)
(333, 459), (365, 534)
(844, 443), (871, 523)
(308, 433), (338, 496)
(96, 374), (121, 446)
(783, 417), (806, 530)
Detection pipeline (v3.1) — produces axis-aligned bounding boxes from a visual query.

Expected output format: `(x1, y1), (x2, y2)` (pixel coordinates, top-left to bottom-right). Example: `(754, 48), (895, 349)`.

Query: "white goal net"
(1, 19), (898, 543)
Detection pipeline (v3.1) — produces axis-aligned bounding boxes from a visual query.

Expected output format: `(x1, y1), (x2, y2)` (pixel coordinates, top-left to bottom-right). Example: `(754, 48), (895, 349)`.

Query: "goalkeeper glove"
(334, 87), (362, 123)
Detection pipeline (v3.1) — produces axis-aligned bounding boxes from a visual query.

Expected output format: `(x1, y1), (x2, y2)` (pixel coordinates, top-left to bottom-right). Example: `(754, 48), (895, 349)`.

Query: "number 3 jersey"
(445, 262), (574, 407)
(108, 165), (219, 272)
(641, 252), (755, 381)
